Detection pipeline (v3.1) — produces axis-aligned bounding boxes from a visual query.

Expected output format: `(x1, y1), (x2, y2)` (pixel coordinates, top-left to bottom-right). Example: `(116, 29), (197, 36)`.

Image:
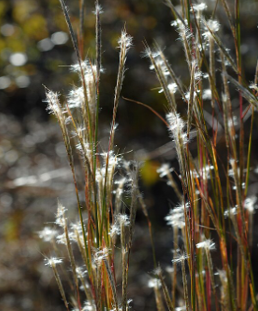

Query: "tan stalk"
(159, 269), (174, 311)
(51, 262), (70, 311)
(122, 247), (128, 311)
(181, 258), (189, 311)
(103, 258), (119, 311)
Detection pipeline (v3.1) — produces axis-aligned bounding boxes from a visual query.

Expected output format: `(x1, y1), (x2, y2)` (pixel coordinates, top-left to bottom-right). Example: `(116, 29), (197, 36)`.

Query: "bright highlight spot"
(9, 53), (28, 66)
(15, 75), (30, 88)
(38, 38), (54, 52)
(51, 31), (69, 45)
(1, 24), (15, 36)
(0, 76), (11, 89)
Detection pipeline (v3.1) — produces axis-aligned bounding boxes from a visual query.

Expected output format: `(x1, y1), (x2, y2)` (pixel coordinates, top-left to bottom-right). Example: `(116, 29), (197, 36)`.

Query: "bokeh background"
(1, 0), (258, 310)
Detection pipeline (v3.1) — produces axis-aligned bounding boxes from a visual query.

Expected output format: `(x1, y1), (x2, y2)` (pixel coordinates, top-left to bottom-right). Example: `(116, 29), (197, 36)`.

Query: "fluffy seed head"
(172, 251), (189, 264)
(224, 206), (237, 218)
(38, 227), (58, 242)
(76, 266), (87, 278)
(118, 30), (133, 51)
(244, 196), (257, 213)
(94, 247), (110, 266)
(45, 90), (62, 117)
(93, 4), (103, 15)
(157, 163), (174, 178)
(45, 257), (63, 267)
(203, 19), (220, 39)
(166, 112), (185, 133)
(171, 19), (193, 41)
(168, 83), (177, 94)
(55, 201), (67, 227)
(166, 112), (188, 147)
(192, 3), (207, 13)
(67, 87), (84, 109)
(165, 202), (189, 229)
(148, 278), (161, 289)
(118, 213), (130, 226)
(250, 83), (258, 92)
(196, 238), (216, 250)
(82, 302), (96, 311)
(203, 89), (212, 100)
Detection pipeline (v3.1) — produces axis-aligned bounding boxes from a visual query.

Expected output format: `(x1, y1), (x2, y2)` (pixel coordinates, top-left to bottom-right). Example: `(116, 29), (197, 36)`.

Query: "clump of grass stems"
(39, 0), (258, 311)
(144, 1), (258, 311)
(41, 1), (139, 311)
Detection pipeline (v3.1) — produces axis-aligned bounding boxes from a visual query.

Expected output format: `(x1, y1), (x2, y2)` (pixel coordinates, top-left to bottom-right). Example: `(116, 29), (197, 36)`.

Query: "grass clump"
(39, 1), (258, 311)
(42, 1), (138, 310)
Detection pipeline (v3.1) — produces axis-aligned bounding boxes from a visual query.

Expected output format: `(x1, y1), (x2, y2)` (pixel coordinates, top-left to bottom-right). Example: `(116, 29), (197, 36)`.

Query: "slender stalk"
(48, 259), (70, 311)
(182, 259), (189, 311)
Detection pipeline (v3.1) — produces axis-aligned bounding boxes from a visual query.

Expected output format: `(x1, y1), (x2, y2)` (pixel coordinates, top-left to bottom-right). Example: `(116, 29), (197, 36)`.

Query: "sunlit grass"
(39, 1), (258, 311)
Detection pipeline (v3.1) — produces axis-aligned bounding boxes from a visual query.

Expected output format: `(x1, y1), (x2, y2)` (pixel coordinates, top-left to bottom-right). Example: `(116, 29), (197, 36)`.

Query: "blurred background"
(1, 0), (258, 310)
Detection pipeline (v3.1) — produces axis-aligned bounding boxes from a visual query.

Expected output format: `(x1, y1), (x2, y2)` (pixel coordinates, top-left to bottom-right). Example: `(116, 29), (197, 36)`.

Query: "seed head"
(224, 206), (237, 218)
(45, 257), (63, 267)
(76, 266), (87, 278)
(38, 227), (58, 242)
(157, 163), (174, 178)
(117, 213), (130, 226)
(250, 83), (258, 92)
(94, 247), (110, 266)
(67, 87), (84, 109)
(148, 278), (161, 289)
(203, 89), (212, 100)
(244, 196), (257, 213)
(118, 30), (133, 52)
(93, 4), (103, 15)
(172, 251), (189, 264)
(45, 90), (62, 118)
(55, 201), (67, 227)
(203, 19), (220, 39)
(196, 238), (216, 250)
(192, 3), (207, 13)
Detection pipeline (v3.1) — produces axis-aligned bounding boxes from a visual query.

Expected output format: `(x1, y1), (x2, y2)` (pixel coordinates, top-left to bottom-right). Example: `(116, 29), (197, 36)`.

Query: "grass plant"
(39, 1), (258, 310)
